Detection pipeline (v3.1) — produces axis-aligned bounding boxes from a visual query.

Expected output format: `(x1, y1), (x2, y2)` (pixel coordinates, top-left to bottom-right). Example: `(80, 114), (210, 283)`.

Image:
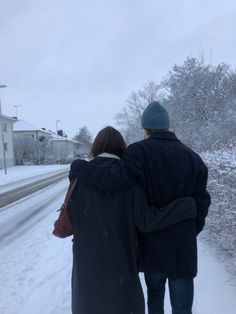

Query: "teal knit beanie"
(141, 101), (170, 129)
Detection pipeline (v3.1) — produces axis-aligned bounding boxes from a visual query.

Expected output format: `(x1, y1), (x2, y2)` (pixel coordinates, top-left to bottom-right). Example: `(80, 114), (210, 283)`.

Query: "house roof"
(13, 119), (82, 144)
(13, 119), (51, 134)
(49, 133), (81, 144)
(1, 114), (16, 122)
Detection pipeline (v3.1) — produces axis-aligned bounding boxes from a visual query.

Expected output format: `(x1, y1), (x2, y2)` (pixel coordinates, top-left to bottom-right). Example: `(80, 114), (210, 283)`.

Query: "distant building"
(49, 133), (81, 163)
(13, 119), (82, 164)
(0, 114), (15, 168)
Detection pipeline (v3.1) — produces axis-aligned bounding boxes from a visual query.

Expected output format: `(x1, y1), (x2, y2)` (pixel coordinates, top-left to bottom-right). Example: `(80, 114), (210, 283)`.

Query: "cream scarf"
(97, 152), (120, 160)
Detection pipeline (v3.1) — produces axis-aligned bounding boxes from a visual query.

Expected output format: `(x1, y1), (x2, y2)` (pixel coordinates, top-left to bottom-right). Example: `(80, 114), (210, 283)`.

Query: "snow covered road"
(0, 180), (236, 314)
(0, 165), (69, 194)
(0, 170), (68, 208)
(0, 179), (68, 246)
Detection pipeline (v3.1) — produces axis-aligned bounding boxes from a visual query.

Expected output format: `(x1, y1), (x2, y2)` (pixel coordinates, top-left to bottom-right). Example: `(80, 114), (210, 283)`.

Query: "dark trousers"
(144, 272), (194, 314)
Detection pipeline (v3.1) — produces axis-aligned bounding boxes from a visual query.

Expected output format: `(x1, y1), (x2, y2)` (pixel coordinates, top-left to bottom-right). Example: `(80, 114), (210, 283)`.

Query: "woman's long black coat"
(69, 157), (145, 314)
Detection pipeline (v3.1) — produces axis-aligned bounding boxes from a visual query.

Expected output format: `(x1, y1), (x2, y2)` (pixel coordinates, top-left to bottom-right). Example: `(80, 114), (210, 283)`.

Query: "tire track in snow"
(0, 180), (68, 246)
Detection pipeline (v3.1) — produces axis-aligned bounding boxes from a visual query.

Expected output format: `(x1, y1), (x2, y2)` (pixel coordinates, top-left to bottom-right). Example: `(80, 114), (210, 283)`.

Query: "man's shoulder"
(127, 139), (147, 151)
(179, 143), (207, 168)
(128, 138), (146, 147)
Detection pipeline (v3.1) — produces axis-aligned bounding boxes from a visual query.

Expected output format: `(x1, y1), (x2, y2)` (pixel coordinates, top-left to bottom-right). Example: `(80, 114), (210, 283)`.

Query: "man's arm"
(192, 161), (211, 234)
(69, 144), (142, 191)
(133, 186), (197, 233)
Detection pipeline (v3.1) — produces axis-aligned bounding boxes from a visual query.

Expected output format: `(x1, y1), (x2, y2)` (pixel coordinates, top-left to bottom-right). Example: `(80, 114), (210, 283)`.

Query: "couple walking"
(68, 101), (211, 314)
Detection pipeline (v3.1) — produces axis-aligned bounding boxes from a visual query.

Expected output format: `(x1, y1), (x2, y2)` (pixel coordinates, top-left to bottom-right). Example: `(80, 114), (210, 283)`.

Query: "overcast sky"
(0, 0), (236, 138)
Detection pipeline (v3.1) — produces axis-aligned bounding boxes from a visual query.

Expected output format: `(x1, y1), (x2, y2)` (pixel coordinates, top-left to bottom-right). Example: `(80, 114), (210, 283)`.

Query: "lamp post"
(0, 84), (7, 174)
(56, 120), (60, 139)
(56, 120), (61, 163)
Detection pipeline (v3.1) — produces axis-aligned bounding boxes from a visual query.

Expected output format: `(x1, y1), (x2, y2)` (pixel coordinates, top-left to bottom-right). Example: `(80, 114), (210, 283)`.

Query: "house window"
(39, 136), (46, 142)
(4, 123), (7, 132)
(4, 143), (7, 151)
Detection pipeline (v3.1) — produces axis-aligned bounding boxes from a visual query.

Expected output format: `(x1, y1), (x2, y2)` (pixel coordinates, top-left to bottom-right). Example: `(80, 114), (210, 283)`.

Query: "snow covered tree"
(14, 136), (36, 165)
(37, 137), (52, 164)
(14, 135), (51, 165)
(73, 126), (93, 155)
(162, 57), (236, 151)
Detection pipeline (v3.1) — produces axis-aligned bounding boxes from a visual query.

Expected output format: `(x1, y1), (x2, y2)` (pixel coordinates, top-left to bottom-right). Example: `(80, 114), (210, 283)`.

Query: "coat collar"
(149, 131), (180, 141)
(97, 152), (120, 160)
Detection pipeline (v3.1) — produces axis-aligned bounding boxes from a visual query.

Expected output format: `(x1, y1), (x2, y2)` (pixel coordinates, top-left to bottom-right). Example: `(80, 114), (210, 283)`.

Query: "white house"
(13, 119), (82, 164)
(13, 119), (52, 164)
(49, 134), (80, 163)
(0, 114), (15, 168)
(13, 119), (52, 141)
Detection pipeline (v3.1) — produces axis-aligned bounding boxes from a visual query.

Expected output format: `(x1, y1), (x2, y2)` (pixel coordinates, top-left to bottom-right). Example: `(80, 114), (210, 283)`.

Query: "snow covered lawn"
(0, 179), (236, 314)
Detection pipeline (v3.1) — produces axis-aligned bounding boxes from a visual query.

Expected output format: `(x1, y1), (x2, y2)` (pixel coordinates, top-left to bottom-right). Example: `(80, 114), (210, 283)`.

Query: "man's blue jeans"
(145, 272), (194, 314)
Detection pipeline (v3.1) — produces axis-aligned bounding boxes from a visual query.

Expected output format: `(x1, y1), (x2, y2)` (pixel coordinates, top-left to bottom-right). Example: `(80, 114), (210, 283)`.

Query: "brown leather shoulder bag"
(52, 178), (78, 238)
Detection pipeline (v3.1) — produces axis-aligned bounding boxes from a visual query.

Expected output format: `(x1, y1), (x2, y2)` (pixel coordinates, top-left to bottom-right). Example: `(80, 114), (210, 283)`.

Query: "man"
(70, 101), (211, 314)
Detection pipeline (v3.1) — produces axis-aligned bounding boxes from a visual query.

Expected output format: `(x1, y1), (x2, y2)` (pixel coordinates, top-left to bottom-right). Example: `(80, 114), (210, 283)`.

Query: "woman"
(69, 126), (196, 314)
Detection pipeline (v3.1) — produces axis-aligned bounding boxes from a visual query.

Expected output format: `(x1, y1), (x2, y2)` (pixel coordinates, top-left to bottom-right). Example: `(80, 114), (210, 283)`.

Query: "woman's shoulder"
(70, 157), (118, 177)
(70, 158), (88, 177)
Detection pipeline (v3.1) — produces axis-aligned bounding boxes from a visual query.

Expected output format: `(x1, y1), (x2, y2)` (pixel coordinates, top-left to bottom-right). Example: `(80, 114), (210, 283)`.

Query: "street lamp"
(0, 84), (7, 174)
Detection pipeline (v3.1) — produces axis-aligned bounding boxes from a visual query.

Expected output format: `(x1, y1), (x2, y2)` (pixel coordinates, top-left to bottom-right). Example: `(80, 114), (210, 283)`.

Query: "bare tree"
(115, 81), (163, 143)
(73, 126), (93, 156)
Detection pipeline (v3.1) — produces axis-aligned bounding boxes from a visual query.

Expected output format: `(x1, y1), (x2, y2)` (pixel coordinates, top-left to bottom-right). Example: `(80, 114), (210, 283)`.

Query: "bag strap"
(64, 178), (78, 206)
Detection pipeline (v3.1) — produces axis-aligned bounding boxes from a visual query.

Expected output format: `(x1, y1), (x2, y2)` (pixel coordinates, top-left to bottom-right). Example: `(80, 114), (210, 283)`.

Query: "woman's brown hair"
(90, 126), (127, 158)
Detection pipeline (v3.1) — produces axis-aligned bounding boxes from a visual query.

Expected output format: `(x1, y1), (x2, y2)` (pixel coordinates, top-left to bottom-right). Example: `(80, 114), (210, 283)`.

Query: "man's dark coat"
(71, 131), (211, 279)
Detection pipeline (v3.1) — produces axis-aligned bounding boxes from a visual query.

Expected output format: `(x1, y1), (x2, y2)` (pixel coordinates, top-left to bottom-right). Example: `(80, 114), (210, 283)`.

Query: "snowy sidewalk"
(0, 180), (235, 313)
(140, 241), (236, 314)
(157, 241), (236, 313)
(194, 242), (236, 314)
(1, 215), (236, 312)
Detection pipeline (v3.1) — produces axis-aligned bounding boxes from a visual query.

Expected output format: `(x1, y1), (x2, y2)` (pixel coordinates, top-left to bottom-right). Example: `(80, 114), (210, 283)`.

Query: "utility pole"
(14, 105), (21, 118)
(0, 84), (7, 174)
(56, 120), (61, 163)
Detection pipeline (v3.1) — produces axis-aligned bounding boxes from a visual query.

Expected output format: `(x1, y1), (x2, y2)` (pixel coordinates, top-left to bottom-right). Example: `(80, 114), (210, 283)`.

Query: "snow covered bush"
(201, 147), (236, 272)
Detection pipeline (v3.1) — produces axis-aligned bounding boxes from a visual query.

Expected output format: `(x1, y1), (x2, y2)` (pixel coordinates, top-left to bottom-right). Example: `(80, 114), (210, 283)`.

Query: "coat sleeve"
(80, 143), (145, 190)
(192, 159), (211, 234)
(133, 186), (197, 233)
(69, 159), (88, 182)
